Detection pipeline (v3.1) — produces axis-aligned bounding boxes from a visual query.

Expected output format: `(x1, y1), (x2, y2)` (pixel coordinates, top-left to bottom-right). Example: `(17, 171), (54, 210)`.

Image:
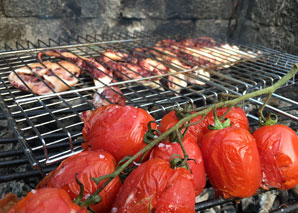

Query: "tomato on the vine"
(201, 127), (262, 198)
(8, 188), (87, 213)
(82, 105), (156, 162)
(37, 150), (121, 213)
(253, 124), (298, 190)
(158, 110), (207, 144)
(204, 107), (249, 132)
(111, 158), (196, 213)
(150, 134), (206, 196)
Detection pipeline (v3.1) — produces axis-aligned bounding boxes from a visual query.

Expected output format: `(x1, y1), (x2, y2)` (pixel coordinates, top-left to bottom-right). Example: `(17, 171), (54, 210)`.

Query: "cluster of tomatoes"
(6, 104), (298, 213)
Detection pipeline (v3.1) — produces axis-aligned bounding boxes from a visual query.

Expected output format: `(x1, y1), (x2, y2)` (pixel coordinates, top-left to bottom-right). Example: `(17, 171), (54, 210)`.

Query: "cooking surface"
(1, 31), (298, 170)
(1, 31), (298, 212)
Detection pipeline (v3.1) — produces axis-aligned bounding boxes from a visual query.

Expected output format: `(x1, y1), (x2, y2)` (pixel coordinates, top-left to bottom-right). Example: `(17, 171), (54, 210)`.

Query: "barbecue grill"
(1, 31), (298, 212)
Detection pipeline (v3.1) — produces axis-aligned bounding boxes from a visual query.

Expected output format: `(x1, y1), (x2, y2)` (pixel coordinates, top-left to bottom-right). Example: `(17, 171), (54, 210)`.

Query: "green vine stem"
(176, 129), (189, 168)
(81, 64), (298, 207)
(257, 93), (278, 126)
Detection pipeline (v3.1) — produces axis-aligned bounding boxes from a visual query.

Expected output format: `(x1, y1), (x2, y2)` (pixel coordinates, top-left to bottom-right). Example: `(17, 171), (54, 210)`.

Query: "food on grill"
(38, 50), (113, 89)
(198, 107), (250, 145)
(99, 49), (188, 91)
(150, 134), (206, 196)
(8, 61), (81, 95)
(81, 105), (156, 162)
(91, 85), (126, 108)
(155, 37), (259, 68)
(111, 158), (196, 213)
(0, 193), (18, 213)
(36, 150), (121, 213)
(253, 124), (298, 190)
(8, 188), (87, 213)
(201, 126), (262, 198)
(157, 110), (206, 145)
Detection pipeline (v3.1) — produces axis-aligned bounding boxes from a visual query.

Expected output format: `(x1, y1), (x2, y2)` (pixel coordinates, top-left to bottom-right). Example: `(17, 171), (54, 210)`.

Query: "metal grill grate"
(1, 31), (298, 170)
(1, 31), (298, 212)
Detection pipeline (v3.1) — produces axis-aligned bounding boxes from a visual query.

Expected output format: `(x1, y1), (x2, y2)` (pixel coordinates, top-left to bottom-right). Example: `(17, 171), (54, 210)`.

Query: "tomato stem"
(176, 129), (189, 169)
(208, 107), (231, 130)
(258, 93), (278, 126)
(81, 64), (298, 207)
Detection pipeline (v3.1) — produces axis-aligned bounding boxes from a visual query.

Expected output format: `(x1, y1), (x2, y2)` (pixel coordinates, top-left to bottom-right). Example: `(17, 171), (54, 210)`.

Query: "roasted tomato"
(201, 127), (262, 198)
(149, 134), (206, 196)
(37, 150), (121, 213)
(197, 107), (249, 146)
(111, 158), (196, 213)
(82, 105), (156, 162)
(8, 188), (87, 213)
(253, 124), (298, 190)
(0, 193), (18, 213)
(158, 110), (207, 143)
(204, 107), (249, 132)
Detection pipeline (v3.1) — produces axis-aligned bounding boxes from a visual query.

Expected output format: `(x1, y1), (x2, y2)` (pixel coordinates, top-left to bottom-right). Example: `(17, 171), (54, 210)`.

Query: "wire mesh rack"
(1, 31), (298, 212)
(0, 31), (298, 173)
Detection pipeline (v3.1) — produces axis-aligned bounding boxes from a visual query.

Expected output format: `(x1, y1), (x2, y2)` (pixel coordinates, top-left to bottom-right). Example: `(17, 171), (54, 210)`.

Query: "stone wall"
(0, 0), (297, 55)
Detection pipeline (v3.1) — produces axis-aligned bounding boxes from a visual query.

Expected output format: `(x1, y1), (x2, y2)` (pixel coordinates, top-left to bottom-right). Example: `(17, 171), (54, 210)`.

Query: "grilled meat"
(38, 50), (113, 89)
(8, 61), (81, 95)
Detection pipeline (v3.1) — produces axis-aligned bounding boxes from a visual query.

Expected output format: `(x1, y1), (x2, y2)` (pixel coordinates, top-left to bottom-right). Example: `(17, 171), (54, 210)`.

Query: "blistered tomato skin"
(111, 158), (196, 213)
(158, 110), (206, 145)
(150, 135), (206, 196)
(36, 150), (121, 213)
(82, 105), (156, 162)
(8, 188), (87, 213)
(201, 127), (262, 198)
(203, 107), (249, 133)
(253, 124), (298, 190)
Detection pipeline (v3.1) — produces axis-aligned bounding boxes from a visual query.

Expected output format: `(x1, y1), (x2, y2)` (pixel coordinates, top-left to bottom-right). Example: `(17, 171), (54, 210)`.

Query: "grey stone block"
(121, 0), (165, 19)
(164, 0), (233, 19)
(194, 19), (229, 40)
(0, 17), (109, 49)
(3, 0), (102, 18)
(248, 0), (298, 27)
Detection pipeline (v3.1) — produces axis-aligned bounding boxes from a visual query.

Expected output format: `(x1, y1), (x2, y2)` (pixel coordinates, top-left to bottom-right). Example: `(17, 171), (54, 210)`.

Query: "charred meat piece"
(38, 50), (113, 89)
(8, 61), (81, 95)
(91, 86), (126, 108)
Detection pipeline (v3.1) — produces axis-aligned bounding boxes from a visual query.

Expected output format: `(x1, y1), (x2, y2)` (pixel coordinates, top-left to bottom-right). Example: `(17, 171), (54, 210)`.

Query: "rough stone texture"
(232, 0), (298, 55)
(1, 0), (297, 55)
(122, 0), (165, 19)
(0, 17), (109, 48)
(195, 19), (229, 40)
(3, 0), (102, 18)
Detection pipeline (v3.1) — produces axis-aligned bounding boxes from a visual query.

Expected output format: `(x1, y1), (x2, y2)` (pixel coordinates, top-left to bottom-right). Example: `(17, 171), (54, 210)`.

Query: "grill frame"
(1, 31), (298, 212)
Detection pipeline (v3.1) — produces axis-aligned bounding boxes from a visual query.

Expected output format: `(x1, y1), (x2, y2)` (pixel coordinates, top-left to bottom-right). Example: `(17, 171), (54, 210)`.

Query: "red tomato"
(8, 188), (87, 213)
(111, 158), (196, 213)
(204, 107), (249, 131)
(82, 105), (156, 162)
(37, 150), (121, 213)
(253, 124), (298, 190)
(197, 107), (249, 146)
(149, 135), (206, 196)
(201, 127), (262, 198)
(158, 110), (207, 144)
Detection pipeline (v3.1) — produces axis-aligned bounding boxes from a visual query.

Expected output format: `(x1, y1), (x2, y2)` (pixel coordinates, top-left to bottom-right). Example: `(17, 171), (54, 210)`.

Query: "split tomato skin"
(8, 188), (87, 213)
(149, 135), (206, 196)
(111, 158), (196, 213)
(201, 127), (262, 198)
(37, 150), (121, 213)
(82, 105), (156, 162)
(253, 124), (298, 190)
